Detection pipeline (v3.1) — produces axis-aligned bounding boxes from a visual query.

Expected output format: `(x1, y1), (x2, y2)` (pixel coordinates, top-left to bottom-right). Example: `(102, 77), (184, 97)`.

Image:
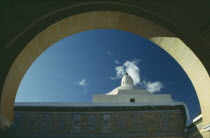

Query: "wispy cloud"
(77, 79), (88, 87)
(143, 81), (163, 93)
(74, 79), (88, 94)
(110, 65), (125, 80)
(114, 60), (120, 64)
(111, 59), (163, 93)
(107, 51), (113, 56)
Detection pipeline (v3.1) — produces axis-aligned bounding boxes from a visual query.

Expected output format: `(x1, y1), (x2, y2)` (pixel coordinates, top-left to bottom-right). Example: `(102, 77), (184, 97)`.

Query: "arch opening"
(1, 11), (210, 128)
(14, 29), (200, 124)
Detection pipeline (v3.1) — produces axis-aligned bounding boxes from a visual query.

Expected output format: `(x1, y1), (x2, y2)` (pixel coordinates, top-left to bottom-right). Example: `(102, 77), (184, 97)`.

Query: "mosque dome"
(121, 73), (134, 86)
(107, 73), (150, 95)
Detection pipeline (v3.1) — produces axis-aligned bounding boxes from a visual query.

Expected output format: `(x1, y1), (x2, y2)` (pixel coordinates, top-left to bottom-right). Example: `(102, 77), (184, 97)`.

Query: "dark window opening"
(130, 98), (135, 103)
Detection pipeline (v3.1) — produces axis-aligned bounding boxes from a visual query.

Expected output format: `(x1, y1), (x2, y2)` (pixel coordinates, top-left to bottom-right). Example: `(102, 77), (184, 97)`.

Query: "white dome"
(121, 73), (134, 86)
(106, 73), (150, 95)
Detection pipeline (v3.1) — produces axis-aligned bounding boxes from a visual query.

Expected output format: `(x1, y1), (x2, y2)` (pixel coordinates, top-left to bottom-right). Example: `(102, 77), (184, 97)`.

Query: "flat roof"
(15, 102), (185, 107)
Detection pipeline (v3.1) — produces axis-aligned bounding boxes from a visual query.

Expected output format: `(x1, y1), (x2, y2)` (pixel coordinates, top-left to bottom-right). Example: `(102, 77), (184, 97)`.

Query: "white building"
(93, 73), (190, 123)
(93, 73), (173, 103)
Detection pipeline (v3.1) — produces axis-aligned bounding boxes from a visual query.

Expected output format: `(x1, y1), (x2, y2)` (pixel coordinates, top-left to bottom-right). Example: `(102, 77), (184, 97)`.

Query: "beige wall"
(150, 37), (210, 126)
(1, 11), (209, 129)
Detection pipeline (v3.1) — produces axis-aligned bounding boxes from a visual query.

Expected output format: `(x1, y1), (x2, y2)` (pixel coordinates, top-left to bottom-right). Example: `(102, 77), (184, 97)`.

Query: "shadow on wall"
(187, 115), (204, 138)
(1, 114), (206, 138)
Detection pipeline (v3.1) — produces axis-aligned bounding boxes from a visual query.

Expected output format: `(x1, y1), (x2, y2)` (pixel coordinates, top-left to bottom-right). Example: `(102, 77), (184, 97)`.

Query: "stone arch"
(0, 11), (210, 131)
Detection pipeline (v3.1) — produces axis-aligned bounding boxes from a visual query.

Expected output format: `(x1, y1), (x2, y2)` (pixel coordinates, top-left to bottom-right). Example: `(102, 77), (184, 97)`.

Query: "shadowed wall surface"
(2, 105), (187, 138)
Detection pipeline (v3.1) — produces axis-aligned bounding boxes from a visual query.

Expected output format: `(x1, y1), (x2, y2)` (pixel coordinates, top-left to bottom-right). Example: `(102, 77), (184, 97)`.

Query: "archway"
(1, 11), (210, 134)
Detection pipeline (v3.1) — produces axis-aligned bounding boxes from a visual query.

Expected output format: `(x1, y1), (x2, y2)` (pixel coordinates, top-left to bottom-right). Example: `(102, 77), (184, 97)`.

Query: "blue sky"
(15, 29), (201, 121)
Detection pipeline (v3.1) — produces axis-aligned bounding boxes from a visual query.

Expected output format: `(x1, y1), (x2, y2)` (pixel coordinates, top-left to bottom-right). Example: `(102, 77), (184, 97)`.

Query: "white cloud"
(78, 79), (88, 86)
(110, 59), (140, 85)
(116, 66), (125, 78)
(111, 59), (164, 93)
(143, 81), (163, 93)
(110, 66), (125, 80)
(114, 60), (120, 64)
(124, 60), (140, 85)
(74, 79), (89, 94)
